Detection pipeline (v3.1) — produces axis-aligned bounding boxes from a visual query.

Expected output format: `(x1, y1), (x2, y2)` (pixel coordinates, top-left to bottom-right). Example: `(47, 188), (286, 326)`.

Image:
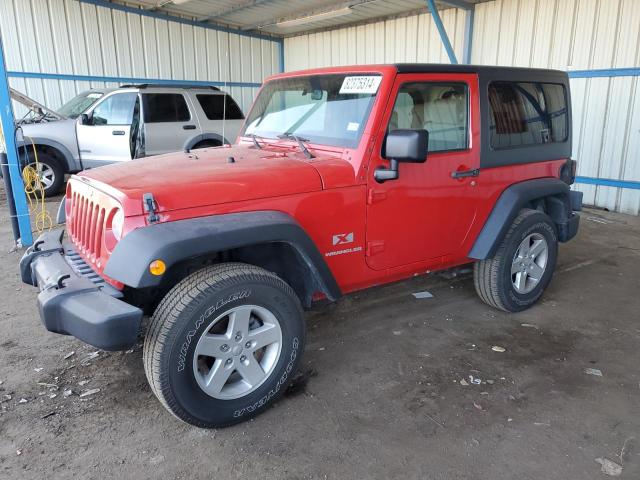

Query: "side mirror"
(375, 129), (429, 182)
(80, 113), (93, 125)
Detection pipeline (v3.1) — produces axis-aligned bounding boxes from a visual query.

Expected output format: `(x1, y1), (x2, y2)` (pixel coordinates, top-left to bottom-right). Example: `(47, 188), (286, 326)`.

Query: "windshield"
(58, 91), (104, 118)
(241, 74), (381, 148)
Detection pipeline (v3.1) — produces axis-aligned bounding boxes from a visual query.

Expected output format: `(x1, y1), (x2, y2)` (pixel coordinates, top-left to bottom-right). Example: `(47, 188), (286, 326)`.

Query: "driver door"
(76, 92), (139, 168)
(365, 73), (480, 270)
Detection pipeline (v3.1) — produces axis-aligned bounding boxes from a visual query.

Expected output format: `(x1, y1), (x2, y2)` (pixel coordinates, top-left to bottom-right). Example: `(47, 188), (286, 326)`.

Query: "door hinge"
(143, 192), (160, 223)
(366, 241), (385, 256)
(367, 189), (387, 205)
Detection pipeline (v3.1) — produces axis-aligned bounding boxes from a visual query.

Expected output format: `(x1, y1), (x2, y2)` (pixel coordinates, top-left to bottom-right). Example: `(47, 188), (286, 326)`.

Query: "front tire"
(143, 263), (305, 428)
(24, 153), (65, 197)
(474, 209), (558, 312)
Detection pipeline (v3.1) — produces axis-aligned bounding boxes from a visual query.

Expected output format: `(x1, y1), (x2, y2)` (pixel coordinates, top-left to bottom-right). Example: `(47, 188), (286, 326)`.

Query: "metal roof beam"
(241, 0), (377, 31)
(438, 0), (474, 11)
(198, 0), (272, 22)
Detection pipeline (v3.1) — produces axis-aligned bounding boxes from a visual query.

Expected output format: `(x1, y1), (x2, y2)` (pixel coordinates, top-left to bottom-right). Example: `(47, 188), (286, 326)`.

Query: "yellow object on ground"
(21, 136), (53, 233)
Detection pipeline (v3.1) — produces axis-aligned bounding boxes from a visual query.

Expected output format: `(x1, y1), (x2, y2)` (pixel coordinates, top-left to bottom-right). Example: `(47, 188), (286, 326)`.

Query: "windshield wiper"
(277, 133), (315, 159)
(246, 133), (264, 149)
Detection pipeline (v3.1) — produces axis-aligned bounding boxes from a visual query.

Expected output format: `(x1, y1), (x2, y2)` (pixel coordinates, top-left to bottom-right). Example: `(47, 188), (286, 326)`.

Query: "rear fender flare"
(469, 178), (572, 260)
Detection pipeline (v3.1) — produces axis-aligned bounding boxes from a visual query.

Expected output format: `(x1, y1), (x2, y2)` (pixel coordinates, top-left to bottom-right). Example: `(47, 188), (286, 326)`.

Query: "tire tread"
(473, 209), (549, 312)
(143, 262), (301, 428)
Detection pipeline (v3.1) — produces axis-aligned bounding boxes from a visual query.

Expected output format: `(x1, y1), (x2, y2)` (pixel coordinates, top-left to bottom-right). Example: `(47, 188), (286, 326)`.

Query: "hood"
(79, 145), (327, 214)
(20, 117), (76, 135)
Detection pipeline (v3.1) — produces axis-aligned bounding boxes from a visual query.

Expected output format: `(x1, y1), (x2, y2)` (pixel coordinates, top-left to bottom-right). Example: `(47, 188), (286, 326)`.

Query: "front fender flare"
(104, 211), (341, 301)
(16, 137), (77, 172)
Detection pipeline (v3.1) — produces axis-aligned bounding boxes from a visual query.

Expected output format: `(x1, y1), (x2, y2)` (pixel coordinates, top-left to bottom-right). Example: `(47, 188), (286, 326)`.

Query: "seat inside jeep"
(389, 83), (467, 152)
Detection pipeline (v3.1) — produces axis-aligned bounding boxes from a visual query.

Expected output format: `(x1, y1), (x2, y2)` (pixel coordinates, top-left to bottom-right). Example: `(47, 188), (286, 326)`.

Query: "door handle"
(112, 130), (125, 136)
(183, 125), (197, 130)
(451, 168), (480, 179)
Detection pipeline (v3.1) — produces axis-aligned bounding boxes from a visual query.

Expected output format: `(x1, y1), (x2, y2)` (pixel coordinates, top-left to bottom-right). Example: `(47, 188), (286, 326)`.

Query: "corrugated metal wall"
(0, 0), (281, 115)
(473, 0), (640, 215)
(284, 9), (467, 70)
(284, 0), (640, 215)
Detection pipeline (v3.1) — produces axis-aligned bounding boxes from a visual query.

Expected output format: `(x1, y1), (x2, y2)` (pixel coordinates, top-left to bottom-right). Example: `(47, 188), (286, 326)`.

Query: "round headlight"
(111, 209), (125, 240)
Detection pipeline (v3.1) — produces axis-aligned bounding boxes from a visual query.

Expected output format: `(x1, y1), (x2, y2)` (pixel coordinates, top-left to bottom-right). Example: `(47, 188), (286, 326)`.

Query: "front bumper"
(20, 230), (142, 351)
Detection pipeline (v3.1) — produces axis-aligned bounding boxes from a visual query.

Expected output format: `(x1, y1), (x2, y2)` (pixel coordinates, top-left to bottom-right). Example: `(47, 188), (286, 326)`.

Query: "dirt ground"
(0, 189), (639, 480)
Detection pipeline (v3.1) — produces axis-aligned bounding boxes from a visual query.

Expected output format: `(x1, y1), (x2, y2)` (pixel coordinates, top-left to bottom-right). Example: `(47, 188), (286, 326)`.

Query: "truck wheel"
(25, 153), (65, 197)
(474, 209), (558, 312)
(143, 263), (305, 428)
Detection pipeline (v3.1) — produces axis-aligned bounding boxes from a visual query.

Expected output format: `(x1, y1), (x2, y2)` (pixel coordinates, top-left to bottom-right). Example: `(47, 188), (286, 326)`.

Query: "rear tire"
(143, 263), (305, 428)
(474, 209), (558, 312)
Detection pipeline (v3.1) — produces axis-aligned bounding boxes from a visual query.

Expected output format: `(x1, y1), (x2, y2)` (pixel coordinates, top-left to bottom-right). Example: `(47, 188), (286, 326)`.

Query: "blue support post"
(0, 34), (32, 247)
(426, 0), (458, 64)
(462, 6), (474, 64)
(278, 38), (285, 73)
(435, 0), (475, 64)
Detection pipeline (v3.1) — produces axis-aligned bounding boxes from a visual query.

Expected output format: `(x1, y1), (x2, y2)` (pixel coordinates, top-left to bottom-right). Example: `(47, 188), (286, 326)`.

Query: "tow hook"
(42, 271), (71, 291)
(143, 193), (160, 223)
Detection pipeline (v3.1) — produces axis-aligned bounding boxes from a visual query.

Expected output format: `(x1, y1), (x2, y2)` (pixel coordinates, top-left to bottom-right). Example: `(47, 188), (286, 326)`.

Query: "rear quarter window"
(142, 93), (190, 123)
(196, 94), (244, 120)
(488, 82), (568, 149)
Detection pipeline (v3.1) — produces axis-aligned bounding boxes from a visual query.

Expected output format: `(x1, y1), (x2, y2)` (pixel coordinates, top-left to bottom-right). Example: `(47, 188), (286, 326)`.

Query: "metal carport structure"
(1, 0), (639, 247)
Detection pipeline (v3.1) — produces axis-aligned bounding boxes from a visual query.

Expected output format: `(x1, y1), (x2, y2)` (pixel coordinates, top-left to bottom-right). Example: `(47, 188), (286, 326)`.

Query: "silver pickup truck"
(19, 84), (244, 196)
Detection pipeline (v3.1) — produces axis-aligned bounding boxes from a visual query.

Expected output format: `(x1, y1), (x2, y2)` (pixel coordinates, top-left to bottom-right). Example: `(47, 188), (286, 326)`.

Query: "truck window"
(142, 93), (190, 123)
(91, 93), (138, 125)
(196, 94), (244, 120)
(388, 83), (468, 152)
(488, 82), (568, 149)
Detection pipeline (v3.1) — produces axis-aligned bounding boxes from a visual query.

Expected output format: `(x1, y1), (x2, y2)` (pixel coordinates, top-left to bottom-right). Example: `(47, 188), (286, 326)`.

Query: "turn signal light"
(149, 259), (166, 276)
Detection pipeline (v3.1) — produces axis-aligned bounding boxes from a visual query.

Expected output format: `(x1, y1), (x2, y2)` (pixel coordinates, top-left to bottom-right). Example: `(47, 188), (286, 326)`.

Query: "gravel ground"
(1, 190), (639, 479)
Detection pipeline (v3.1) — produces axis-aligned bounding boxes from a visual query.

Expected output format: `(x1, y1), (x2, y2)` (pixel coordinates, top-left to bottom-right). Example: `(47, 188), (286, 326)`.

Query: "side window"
(196, 94), (244, 120)
(142, 93), (190, 123)
(91, 93), (138, 125)
(488, 81), (568, 149)
(388, 82), (468, 152)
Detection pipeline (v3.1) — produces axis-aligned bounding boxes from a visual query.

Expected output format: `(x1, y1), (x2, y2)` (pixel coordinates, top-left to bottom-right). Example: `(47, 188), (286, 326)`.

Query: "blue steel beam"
(462, 5), (474, 64)
(575, 176), (640, 190)
(438, 0), (474, 10)
(426, 0), (458, 64)
(568, 67), (640, 78)
(438, 0), (475, 64)
(7, 71), (262, 89)
(0, 35), (32, 247)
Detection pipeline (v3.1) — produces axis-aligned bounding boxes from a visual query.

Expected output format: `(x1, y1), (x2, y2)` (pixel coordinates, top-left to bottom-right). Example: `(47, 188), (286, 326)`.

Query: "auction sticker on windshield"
(339, 76), (382, 94)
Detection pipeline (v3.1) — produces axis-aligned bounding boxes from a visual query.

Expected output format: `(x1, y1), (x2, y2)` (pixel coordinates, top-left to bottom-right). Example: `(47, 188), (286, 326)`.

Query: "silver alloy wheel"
(192, 305), (283, 400)
(511, 233), (548, 294)
(28, 162), (55, 189)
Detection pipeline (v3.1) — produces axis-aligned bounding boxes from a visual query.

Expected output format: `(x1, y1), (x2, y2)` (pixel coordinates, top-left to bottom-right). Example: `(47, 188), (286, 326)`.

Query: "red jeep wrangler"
(21, 64), (581, 427)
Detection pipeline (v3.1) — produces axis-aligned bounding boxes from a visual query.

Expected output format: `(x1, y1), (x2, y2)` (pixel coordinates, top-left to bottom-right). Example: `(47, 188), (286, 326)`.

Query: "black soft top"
(394, 63), (571, 169)
(394, 63), (567, 79)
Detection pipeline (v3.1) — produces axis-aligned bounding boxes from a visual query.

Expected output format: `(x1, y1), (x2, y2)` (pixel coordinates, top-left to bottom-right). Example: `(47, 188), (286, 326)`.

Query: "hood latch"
(143, 192), (160, 223)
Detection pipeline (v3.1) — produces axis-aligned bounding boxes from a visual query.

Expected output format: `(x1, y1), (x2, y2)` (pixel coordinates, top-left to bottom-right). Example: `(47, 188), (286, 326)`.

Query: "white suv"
(19, 85), (245, 196)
